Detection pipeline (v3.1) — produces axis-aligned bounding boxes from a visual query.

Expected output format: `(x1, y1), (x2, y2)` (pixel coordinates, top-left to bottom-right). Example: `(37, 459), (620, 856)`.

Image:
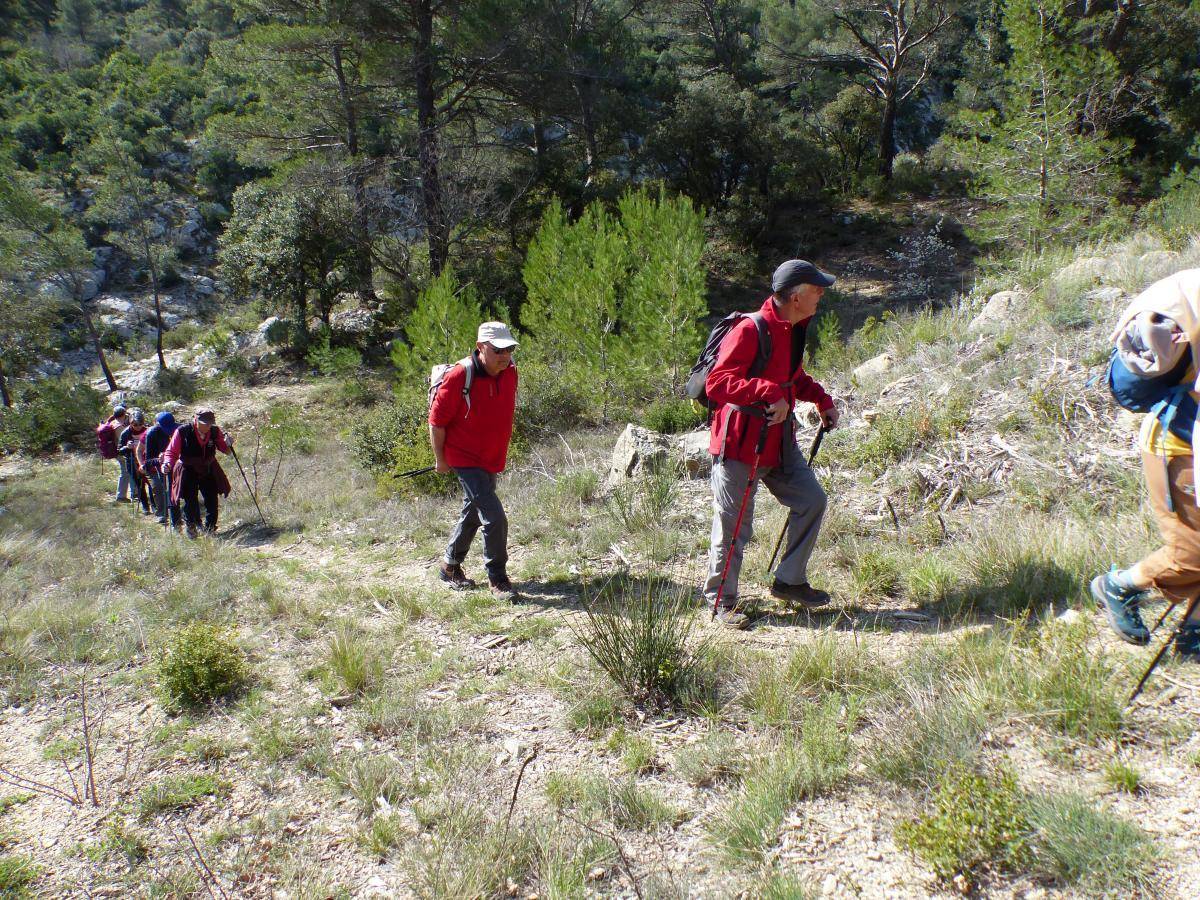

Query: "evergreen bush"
(154, 623), (249, 711)
(0, 374), (106, 454)
(642, 396), (703, 434)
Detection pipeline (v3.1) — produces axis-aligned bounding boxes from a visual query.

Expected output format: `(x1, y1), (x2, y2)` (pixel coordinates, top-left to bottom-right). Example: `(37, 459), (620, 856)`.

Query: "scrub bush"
(154, 623), (248, 710)
(0, 374), (106, 454)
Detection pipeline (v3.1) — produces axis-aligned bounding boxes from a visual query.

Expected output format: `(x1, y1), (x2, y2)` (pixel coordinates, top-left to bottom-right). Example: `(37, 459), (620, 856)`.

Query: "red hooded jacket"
(705, 297), (833, 467)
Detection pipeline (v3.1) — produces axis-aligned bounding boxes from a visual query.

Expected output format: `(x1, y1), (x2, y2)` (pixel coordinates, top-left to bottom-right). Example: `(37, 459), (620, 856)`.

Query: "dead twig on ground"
(502, 745), (539, 841)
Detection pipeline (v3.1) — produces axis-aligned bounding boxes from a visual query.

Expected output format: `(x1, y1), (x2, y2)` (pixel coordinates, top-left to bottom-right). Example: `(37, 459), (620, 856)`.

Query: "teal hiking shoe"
(1174, 624), (1200, 662)
(1091, 572), (1150, 646)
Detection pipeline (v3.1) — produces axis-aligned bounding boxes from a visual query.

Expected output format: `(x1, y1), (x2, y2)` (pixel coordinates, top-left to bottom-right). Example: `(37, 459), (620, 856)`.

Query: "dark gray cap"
(772, 259), (836, 294)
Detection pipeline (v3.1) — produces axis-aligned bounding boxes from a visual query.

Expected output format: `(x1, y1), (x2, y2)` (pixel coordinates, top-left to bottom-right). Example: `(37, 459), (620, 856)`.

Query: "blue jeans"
(446, 468), (508, 580)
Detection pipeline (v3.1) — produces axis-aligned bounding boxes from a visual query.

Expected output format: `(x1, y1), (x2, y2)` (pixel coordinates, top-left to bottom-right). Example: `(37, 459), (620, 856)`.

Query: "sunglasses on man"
(486, 343), (515, 355)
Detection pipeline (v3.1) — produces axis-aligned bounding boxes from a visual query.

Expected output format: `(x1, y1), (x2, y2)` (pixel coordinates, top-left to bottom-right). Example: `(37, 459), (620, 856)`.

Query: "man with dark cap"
(160, 407), (235, 537)
(704, 260), (840, 628)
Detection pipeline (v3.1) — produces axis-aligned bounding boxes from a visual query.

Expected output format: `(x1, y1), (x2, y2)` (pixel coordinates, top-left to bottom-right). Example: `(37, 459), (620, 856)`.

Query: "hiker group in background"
(1096, 268), (1200, 672)
(97, 405), (234, 539)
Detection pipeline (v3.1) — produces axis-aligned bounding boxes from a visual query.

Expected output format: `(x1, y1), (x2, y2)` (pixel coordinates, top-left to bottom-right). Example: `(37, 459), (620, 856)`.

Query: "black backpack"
(685, 312), (772, 412)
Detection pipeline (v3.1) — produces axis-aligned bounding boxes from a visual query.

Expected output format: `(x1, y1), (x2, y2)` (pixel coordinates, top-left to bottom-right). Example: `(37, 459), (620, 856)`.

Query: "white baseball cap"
(477, 321), (519, 349)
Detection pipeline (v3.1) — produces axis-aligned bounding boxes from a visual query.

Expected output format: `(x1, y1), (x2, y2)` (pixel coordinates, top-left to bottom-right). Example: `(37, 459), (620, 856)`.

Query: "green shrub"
(151, 366), (198, 403)
(154, 623), (249, 711)
(0, 374), (106, 454)
(0, 854), (39, 897)
(571, 574), (715, 708)
(348, 394), (455, 496)
(840, 398), (968, 476)
(896, 766), (1030, 888)
(1103, 758), (1144, 795)
(545, 772), (679, 830)
(643, 396), (703, 434)
(515, 361), (589, 442)
(604, 465), (679, 534)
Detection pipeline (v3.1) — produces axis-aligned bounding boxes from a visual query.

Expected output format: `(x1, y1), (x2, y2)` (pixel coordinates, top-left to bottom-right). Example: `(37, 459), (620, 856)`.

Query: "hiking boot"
(770, 580), (831, 609)
(438, 563), (476, 591)
(489, 575), (520, 602)
(1091, 572), (1150, 646)
(714, 606), (749, 630)
(1174, 624), (1200, 662)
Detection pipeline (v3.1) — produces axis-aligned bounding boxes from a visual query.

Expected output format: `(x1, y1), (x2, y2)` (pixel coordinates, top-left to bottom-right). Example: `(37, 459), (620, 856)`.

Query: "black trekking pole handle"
(767, 425), (828, 576)
(229, 445), (269, 528)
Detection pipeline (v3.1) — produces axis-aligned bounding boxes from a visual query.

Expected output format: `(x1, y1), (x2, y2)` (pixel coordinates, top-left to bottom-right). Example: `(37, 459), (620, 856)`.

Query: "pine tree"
(521, 198), (628, 420)
(390, 269), (485, 389)
(618, 190), (707, 394)
(948, 0), (1127, 251)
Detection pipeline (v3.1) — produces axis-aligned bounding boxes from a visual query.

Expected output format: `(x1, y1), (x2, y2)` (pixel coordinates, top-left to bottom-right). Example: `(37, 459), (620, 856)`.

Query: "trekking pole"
(396, 465), (435, 478)
(1127, 594), (1199, 706)
(766, 425), (828, 575)
(228, 445), (269, 528)
(1148, 601), (1176, 636)
(712, 412), (770, 620)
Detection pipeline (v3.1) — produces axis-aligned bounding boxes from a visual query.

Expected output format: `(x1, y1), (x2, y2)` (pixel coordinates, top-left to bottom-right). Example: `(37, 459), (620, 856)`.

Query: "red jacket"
(429, 354), (518, 474)
(706, 297), (833, 467)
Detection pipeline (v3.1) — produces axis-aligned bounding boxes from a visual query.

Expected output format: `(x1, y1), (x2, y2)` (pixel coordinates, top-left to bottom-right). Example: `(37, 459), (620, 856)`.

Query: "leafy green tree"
(219, 181), (359, 348)
(390, 269), (484, 388)
(88, 133), (176, 370)
(945, 0), (1127, 250)
(0, 163), (116, 391)
(207, 1), (382, 300)
(0, 281), (60, 407)
(522, 189), (706, 414)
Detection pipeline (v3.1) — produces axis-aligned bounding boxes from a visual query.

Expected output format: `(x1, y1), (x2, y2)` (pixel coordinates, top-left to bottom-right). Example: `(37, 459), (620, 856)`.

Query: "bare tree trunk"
(332, 43), (378, 303)
(414, 0), (449, 275)
(0, 358), (11, 408)
(1104, 0), (1135, 52)
(141, 227), (167, 371)
(877, 90), (897, 180)
(572, 73), (601, 183)
(81, 303), (118, 392)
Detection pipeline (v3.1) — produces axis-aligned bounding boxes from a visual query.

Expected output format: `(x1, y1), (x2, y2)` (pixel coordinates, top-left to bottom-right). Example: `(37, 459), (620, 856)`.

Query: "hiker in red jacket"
(429, 322), (520, 601)
(161, 407), (235, 537)
(705, 260), (840, 628)
(98, 405), (130, 502)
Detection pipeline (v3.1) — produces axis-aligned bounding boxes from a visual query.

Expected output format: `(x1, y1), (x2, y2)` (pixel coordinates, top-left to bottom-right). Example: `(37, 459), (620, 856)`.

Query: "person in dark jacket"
(118, 409), (151, 514)
(160, 407), (235, 537)
(429, 322), (520, 600)
(704, 260), (840, 628)
(140, 411), (180, 527)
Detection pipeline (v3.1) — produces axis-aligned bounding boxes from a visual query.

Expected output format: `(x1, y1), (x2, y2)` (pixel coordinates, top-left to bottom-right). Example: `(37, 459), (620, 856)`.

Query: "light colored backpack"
(428, 357), (475, 417)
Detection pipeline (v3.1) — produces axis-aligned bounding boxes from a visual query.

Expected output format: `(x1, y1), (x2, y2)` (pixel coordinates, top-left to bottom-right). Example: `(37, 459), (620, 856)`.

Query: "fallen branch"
(559, 810), (643, 900)
(503, 745), (539, 841)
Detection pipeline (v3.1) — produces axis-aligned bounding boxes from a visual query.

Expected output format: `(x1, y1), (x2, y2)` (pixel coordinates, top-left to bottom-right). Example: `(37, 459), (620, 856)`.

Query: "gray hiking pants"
(704, 435), (827, 608)
(446, 467), (508, 580)
(117, 457), (132, 500)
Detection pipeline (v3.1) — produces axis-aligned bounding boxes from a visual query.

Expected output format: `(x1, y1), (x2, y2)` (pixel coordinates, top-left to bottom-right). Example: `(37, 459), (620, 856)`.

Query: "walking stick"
(766, 425), (828, 576)
(1128, 594), (1199, 706)
(712, 413), (770, 620)
(396, 465), (435, 478)
(228, 445), (269, 528)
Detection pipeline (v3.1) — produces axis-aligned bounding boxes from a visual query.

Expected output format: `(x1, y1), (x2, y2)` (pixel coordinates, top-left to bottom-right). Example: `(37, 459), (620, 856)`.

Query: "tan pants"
(1133, 451), (1200, 609)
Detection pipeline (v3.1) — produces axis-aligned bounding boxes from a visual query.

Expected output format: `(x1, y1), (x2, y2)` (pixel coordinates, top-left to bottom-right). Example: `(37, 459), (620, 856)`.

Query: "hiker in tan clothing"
(1092, 269), (1200, 661)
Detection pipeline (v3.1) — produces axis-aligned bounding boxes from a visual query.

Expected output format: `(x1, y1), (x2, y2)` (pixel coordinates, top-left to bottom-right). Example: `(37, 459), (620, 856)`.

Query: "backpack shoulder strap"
(458, 356), (475, 411)
(746, 312), (772, 378)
